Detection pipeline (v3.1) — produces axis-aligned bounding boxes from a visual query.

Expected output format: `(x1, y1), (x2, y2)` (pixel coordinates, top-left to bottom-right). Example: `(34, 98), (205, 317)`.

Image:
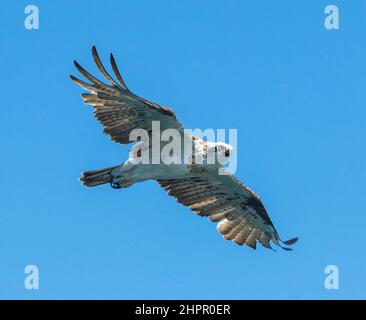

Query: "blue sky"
(0, 0), (365, 299)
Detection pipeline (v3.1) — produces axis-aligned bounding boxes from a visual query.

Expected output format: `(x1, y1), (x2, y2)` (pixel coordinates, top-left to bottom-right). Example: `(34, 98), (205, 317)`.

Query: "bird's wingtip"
(282, 237), (299, 246)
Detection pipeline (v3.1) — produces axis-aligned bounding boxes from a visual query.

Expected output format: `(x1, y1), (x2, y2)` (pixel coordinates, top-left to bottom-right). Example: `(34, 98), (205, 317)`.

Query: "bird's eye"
(225, 150), (230, 157)
(214, 146), (218, 152)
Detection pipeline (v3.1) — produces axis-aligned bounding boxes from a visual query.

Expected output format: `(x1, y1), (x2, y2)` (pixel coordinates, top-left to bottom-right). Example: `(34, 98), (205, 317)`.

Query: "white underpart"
(109, 133), (233, 185)
(111, 132), (201, 183)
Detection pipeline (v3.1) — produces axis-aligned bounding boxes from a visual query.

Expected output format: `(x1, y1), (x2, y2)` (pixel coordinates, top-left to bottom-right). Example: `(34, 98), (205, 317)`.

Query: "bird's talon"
(111, 182), (121, 189)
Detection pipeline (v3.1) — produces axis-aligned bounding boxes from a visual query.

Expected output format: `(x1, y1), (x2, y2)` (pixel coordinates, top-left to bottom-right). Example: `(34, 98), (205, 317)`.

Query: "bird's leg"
(110, 180), (134, 189)
(109, 160), (137, 189)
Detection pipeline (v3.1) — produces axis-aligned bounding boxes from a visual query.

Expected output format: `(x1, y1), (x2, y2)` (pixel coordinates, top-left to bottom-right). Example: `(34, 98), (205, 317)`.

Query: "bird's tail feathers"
(79, 165), (120, 187)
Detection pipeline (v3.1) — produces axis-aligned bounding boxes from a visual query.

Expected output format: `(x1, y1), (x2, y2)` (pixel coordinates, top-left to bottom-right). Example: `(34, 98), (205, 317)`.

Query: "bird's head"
(208, 142), (234, 164)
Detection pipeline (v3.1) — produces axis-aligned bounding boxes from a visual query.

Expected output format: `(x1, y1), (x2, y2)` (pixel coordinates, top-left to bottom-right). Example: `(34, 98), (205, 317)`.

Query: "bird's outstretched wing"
(158, 168), (298, 250)
(70, 46), (184, 144)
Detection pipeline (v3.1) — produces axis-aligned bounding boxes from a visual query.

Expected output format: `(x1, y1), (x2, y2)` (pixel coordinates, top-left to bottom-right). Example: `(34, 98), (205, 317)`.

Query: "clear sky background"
(0, 0), (365, 299)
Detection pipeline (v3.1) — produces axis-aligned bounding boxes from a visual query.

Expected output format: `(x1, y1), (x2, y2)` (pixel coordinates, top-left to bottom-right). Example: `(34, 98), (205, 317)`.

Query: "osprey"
(70, 46), (298, 251)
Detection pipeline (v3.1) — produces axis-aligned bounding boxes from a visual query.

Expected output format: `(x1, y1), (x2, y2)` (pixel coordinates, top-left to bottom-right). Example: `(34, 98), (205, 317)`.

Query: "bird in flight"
(70, 46), (298, 251)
